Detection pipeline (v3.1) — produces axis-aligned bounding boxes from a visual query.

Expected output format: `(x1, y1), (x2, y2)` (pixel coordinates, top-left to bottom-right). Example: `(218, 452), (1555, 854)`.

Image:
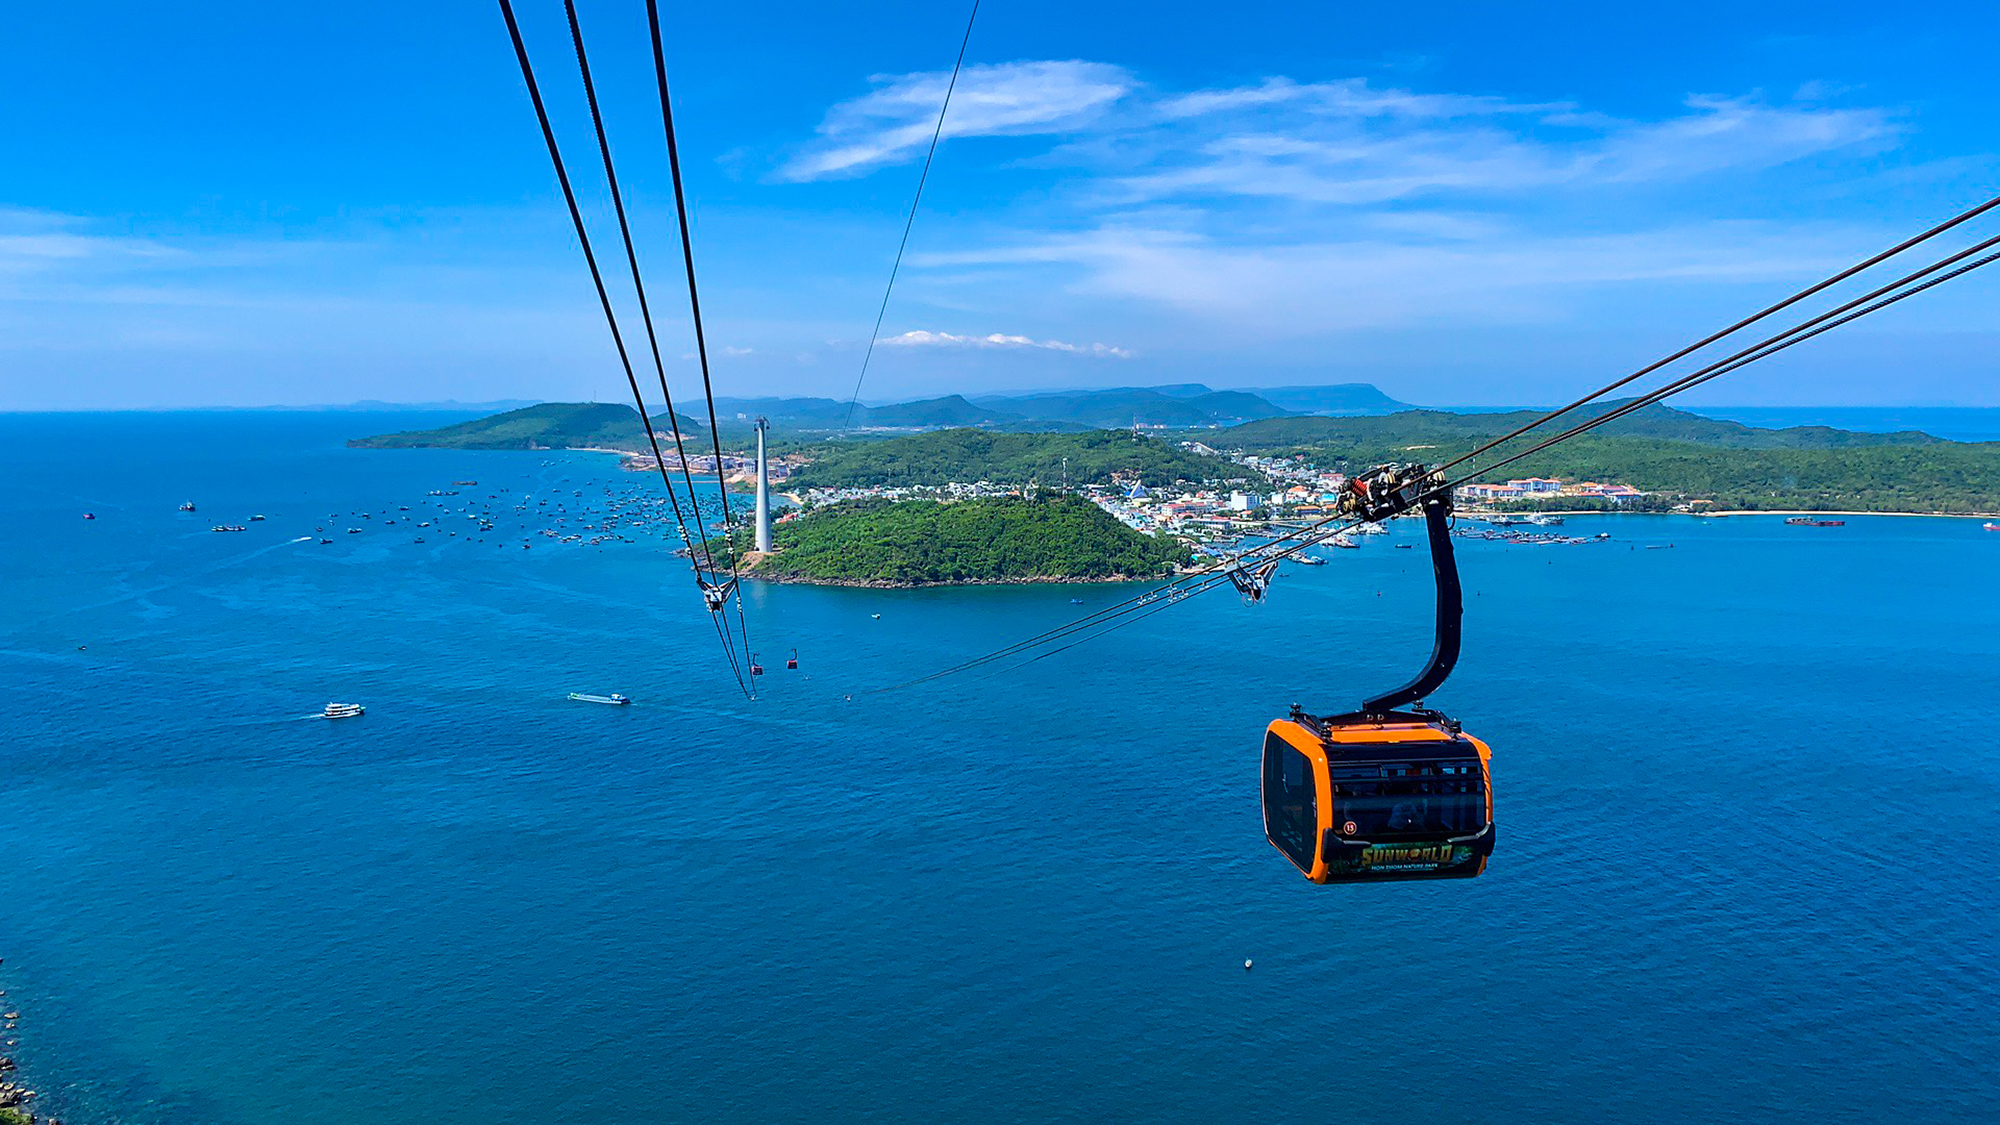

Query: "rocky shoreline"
(0, 959), (46, 1125)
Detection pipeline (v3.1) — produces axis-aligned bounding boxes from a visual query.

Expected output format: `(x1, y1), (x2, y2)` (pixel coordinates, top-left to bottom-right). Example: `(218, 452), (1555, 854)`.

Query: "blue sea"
(1685, 406), (2000, 443)
(2, 411), (1997, 1125)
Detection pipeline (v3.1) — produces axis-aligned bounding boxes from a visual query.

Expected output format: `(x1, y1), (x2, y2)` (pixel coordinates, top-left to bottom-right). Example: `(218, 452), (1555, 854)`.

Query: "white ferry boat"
(323, 703), (364, 719)
(568, 692), (631, 706)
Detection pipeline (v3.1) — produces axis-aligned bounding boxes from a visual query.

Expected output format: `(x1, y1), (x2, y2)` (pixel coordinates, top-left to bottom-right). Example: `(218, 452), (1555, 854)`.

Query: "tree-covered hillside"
(1212, 400), (1999, 512)
(790, 428), (1265, 489)
(349, 402), (703, 451)
(1492, 436), (2000, 513)
(749, 493), (1190, 585)
(1216, 400), (1942, 461)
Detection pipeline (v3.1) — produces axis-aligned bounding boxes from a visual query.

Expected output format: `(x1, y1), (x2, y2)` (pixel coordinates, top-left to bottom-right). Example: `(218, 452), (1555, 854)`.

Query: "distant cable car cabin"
(1262, 465), (1495, 884)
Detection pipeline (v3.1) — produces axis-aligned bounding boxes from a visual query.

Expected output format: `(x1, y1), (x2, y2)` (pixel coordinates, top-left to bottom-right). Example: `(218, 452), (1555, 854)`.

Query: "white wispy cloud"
(879, 329), (1134, 358)
(1115, 94), (1897, 205)
(777, 60), (1135, 180)
(782, 63), (1892, 200)
(1158, 77), (1568, 121)
(773, 64), (1915, 365)
(1582, 95), (1898, 183)
(0, 209), (190, 285)
(910, 220), (1879, 330)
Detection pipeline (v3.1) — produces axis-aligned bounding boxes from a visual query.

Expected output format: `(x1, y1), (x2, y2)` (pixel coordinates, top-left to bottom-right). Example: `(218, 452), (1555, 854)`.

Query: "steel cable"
(561, 0), (727, 584)
(644, 0), (756, 677)
(841, 0), (983, 428)
(496, 0), (751, 696)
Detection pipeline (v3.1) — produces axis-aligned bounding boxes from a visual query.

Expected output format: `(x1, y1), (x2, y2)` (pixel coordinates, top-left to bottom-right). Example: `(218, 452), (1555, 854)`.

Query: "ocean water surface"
(1685, 405), (2000, 442)
(2, 411), (1997, 1124)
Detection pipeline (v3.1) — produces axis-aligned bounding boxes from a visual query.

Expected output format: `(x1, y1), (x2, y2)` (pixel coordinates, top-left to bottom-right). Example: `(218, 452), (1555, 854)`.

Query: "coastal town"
(785, 443), (1647, 549)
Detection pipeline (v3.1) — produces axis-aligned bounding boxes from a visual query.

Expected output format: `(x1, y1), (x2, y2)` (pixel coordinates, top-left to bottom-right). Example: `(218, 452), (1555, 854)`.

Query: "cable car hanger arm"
(1332, 463), (1462, 718)
(1360, 490), (1461, 716)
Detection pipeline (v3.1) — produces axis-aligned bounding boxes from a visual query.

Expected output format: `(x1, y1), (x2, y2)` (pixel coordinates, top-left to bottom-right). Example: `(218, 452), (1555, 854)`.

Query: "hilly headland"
(736, 492), (1191, 587)
(349, 390), (2000, 586)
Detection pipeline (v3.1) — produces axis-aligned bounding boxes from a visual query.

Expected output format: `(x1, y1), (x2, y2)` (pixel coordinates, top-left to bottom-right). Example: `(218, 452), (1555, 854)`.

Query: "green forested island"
(347, 397), (2000, 513)
(743, 493), (1190, 585)
(788, 428), (1262, 489)
(1214, 401), (2000, 513)
(349, 402), (704, 451)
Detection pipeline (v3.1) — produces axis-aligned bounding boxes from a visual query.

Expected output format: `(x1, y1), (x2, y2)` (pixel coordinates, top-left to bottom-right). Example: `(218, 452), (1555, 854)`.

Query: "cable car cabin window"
(1327, 759), (1486, 839)
(1262, 735), (1317, 871)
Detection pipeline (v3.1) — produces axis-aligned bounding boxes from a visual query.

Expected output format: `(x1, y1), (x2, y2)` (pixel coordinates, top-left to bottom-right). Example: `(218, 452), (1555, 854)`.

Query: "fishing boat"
(323, 703), (364, 719)
(568, 692), (631, 705)
(1526, 514), (1564, 526)
(1295, 554), (1326, 566)
(210, 524), (247, 533)
(1784, 517), (1845, 527)
(178, 501), (197, 512)
(1329, 533), (1360, 549)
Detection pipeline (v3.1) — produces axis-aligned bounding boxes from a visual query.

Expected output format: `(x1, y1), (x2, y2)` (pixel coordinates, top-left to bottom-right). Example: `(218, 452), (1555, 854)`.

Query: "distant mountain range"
(347, 395), (1974, 460)
(711, 382), (1414, 431)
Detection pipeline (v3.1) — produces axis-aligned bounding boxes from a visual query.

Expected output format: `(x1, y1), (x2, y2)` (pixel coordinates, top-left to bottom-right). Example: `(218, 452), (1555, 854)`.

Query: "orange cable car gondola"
(1261, 465), (1495, 884)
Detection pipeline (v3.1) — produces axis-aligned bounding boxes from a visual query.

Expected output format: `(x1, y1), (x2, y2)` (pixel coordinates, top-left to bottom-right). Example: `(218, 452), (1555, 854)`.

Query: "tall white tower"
(753, 416), (772, 552)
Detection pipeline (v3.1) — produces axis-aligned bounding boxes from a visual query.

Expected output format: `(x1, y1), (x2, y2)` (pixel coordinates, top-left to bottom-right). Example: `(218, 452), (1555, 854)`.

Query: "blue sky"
(3, 0), (1995, 409)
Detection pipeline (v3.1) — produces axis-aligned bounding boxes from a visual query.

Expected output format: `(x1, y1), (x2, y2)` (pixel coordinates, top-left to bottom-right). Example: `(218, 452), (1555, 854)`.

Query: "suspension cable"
(561, 0), (725, 582)
(496, 0), (750, 697)
(644, 0), (755, 670)
(1445, 240), (2000, 491)
(1432, 192), (2000, 477)
(560, 0), (748, 689)
(841, 0), (983, 428)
